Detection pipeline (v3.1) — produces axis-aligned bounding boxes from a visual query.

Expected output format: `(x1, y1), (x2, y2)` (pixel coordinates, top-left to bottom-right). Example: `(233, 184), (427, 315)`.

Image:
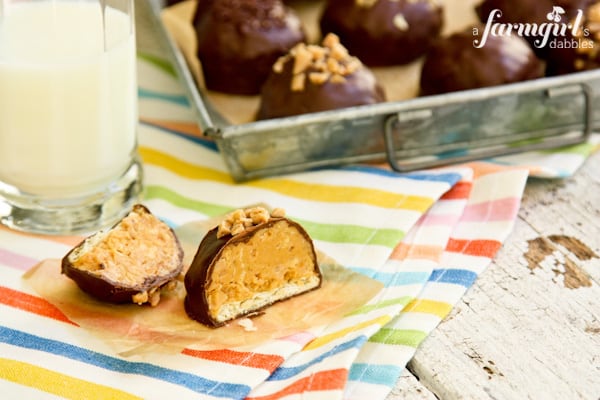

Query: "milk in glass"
(0, 1), (137, 197)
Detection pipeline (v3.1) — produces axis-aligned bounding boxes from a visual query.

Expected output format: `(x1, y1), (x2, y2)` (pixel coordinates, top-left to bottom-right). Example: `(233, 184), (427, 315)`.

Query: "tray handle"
(384, 83), (593, 172)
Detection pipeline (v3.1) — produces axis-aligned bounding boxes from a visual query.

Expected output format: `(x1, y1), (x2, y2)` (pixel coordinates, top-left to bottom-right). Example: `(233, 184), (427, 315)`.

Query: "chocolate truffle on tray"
(419, 28), (545, 96)
(256, 33), (386, 120)
(319, 0), (444, 66)
(194, 0), (306, 95)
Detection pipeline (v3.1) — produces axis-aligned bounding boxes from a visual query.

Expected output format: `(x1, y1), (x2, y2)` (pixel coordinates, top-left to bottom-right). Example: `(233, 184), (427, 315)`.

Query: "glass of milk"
(0, 0), (142, 235)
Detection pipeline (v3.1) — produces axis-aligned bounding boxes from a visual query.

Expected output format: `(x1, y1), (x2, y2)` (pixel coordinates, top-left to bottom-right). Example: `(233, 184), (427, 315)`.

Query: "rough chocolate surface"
(194, 0), (305, 95)
(320, 0), (444, 66)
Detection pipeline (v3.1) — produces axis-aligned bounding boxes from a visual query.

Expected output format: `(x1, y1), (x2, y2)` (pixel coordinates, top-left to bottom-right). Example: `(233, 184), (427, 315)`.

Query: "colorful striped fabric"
(0, 52), (597, 400)
(247, 173), (474, 399)
(343, 165), (529, 400)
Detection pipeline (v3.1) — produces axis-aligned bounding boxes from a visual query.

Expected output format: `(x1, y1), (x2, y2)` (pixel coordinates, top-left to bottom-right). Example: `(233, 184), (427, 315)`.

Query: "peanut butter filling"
(205, 219), (319, 322)
(70, 208), (181, 288)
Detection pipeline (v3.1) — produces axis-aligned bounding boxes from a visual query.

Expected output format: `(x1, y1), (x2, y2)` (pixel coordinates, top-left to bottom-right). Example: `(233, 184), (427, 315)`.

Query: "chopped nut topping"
(393, 13), (409, 31)
(293, 45), (314, 74)
(132, 291), (148, 305)
(217, 207), (287, 238)
(271, 208), (286, 218)
(322, 32), (340, 48)
(273, 57), (286, 73)
(330, 74), (347, 84)
(231, 222), (246, 236)
(291, 71), (307, 91)
(218, 220), (232, 237)
(247, 207), (271, 224)
(272, 33), (364, 92)
(148, 288), (161, 307)
(131, 283), (175, 307)
(329, 43), (350, 61)
(307, 44), (326, 60)
(309, 71), (331, 85)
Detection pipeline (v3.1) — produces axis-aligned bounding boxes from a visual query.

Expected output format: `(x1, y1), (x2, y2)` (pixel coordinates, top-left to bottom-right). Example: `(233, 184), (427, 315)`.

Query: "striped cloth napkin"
(0, 53), (597, 400)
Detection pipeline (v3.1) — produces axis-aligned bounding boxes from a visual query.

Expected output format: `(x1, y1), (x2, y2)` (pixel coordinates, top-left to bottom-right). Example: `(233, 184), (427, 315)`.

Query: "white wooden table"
(388, 150), (600, 400)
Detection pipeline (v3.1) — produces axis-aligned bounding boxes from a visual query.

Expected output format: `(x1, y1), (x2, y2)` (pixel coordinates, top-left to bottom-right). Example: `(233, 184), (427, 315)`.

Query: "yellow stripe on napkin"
(402, 299), (453, 319)
(303, 315), (391, 351)
(0, 358), (141, 400)
(140, 146), (433, 211)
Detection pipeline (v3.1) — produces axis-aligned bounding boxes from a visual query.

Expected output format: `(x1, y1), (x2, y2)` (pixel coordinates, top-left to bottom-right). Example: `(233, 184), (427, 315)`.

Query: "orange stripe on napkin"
(246, 368), (347, 400)
(0, 357), (141, 400)
(440, 181), (472, 200)
(445, 238), (502, 258)
(0, 286), (77, 326)
(181, 348), (284, 373)
(389, 243), (443, 262)
(140, 117), (203, 137)
(466, 162), (523, 178)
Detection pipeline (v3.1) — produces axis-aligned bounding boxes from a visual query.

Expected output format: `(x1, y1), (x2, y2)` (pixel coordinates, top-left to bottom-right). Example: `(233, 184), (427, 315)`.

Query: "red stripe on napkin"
(440, 181), (472, 200)
(0, 286), (77, 326)
(445, 239), (502, 258)
(182, 348), (284, 373)
(246, 368), (348, 400)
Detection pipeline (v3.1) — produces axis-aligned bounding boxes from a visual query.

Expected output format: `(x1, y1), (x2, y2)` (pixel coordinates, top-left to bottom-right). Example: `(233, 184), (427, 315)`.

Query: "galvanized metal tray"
(144, 0), (598, 181)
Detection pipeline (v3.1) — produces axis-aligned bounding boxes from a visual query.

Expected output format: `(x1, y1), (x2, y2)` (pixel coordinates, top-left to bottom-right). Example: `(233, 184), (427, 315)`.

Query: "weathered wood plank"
(386, 369), (438, 400)
(397, 151), (600, 399)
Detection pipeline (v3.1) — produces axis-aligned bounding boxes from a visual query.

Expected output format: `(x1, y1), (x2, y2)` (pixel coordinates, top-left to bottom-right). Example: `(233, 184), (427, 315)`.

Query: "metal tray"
(144, 0), (597, 181)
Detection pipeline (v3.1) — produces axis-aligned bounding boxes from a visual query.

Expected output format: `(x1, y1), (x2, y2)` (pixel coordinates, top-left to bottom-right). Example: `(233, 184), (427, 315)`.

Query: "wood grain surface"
(389, 151), (600, 399)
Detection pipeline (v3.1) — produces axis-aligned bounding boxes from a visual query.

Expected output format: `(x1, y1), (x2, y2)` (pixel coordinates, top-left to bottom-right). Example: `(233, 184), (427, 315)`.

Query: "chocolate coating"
(184, 217), (321, 328)
(256, 36), (386, 120)
(419, 28), (545, 96)
(257, 62), (386, 119)
(194, 0), (306, 95)
(184, 226), (230, 327)
(62, 261), (180, 304)
(319, 0), (444, 66)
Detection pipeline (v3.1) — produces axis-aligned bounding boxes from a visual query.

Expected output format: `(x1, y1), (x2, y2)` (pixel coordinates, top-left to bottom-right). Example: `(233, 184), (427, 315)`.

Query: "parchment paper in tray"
(160, 0), (481, 126)
(23, 216), (383, 356)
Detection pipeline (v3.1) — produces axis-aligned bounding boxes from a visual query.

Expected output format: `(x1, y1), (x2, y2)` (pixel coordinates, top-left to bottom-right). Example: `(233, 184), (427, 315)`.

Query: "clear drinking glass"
(0, 0), (142, 235)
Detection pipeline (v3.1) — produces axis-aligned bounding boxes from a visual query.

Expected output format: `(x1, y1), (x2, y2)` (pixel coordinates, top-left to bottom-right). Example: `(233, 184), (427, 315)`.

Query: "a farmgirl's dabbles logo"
(474, 6), (593, 49)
